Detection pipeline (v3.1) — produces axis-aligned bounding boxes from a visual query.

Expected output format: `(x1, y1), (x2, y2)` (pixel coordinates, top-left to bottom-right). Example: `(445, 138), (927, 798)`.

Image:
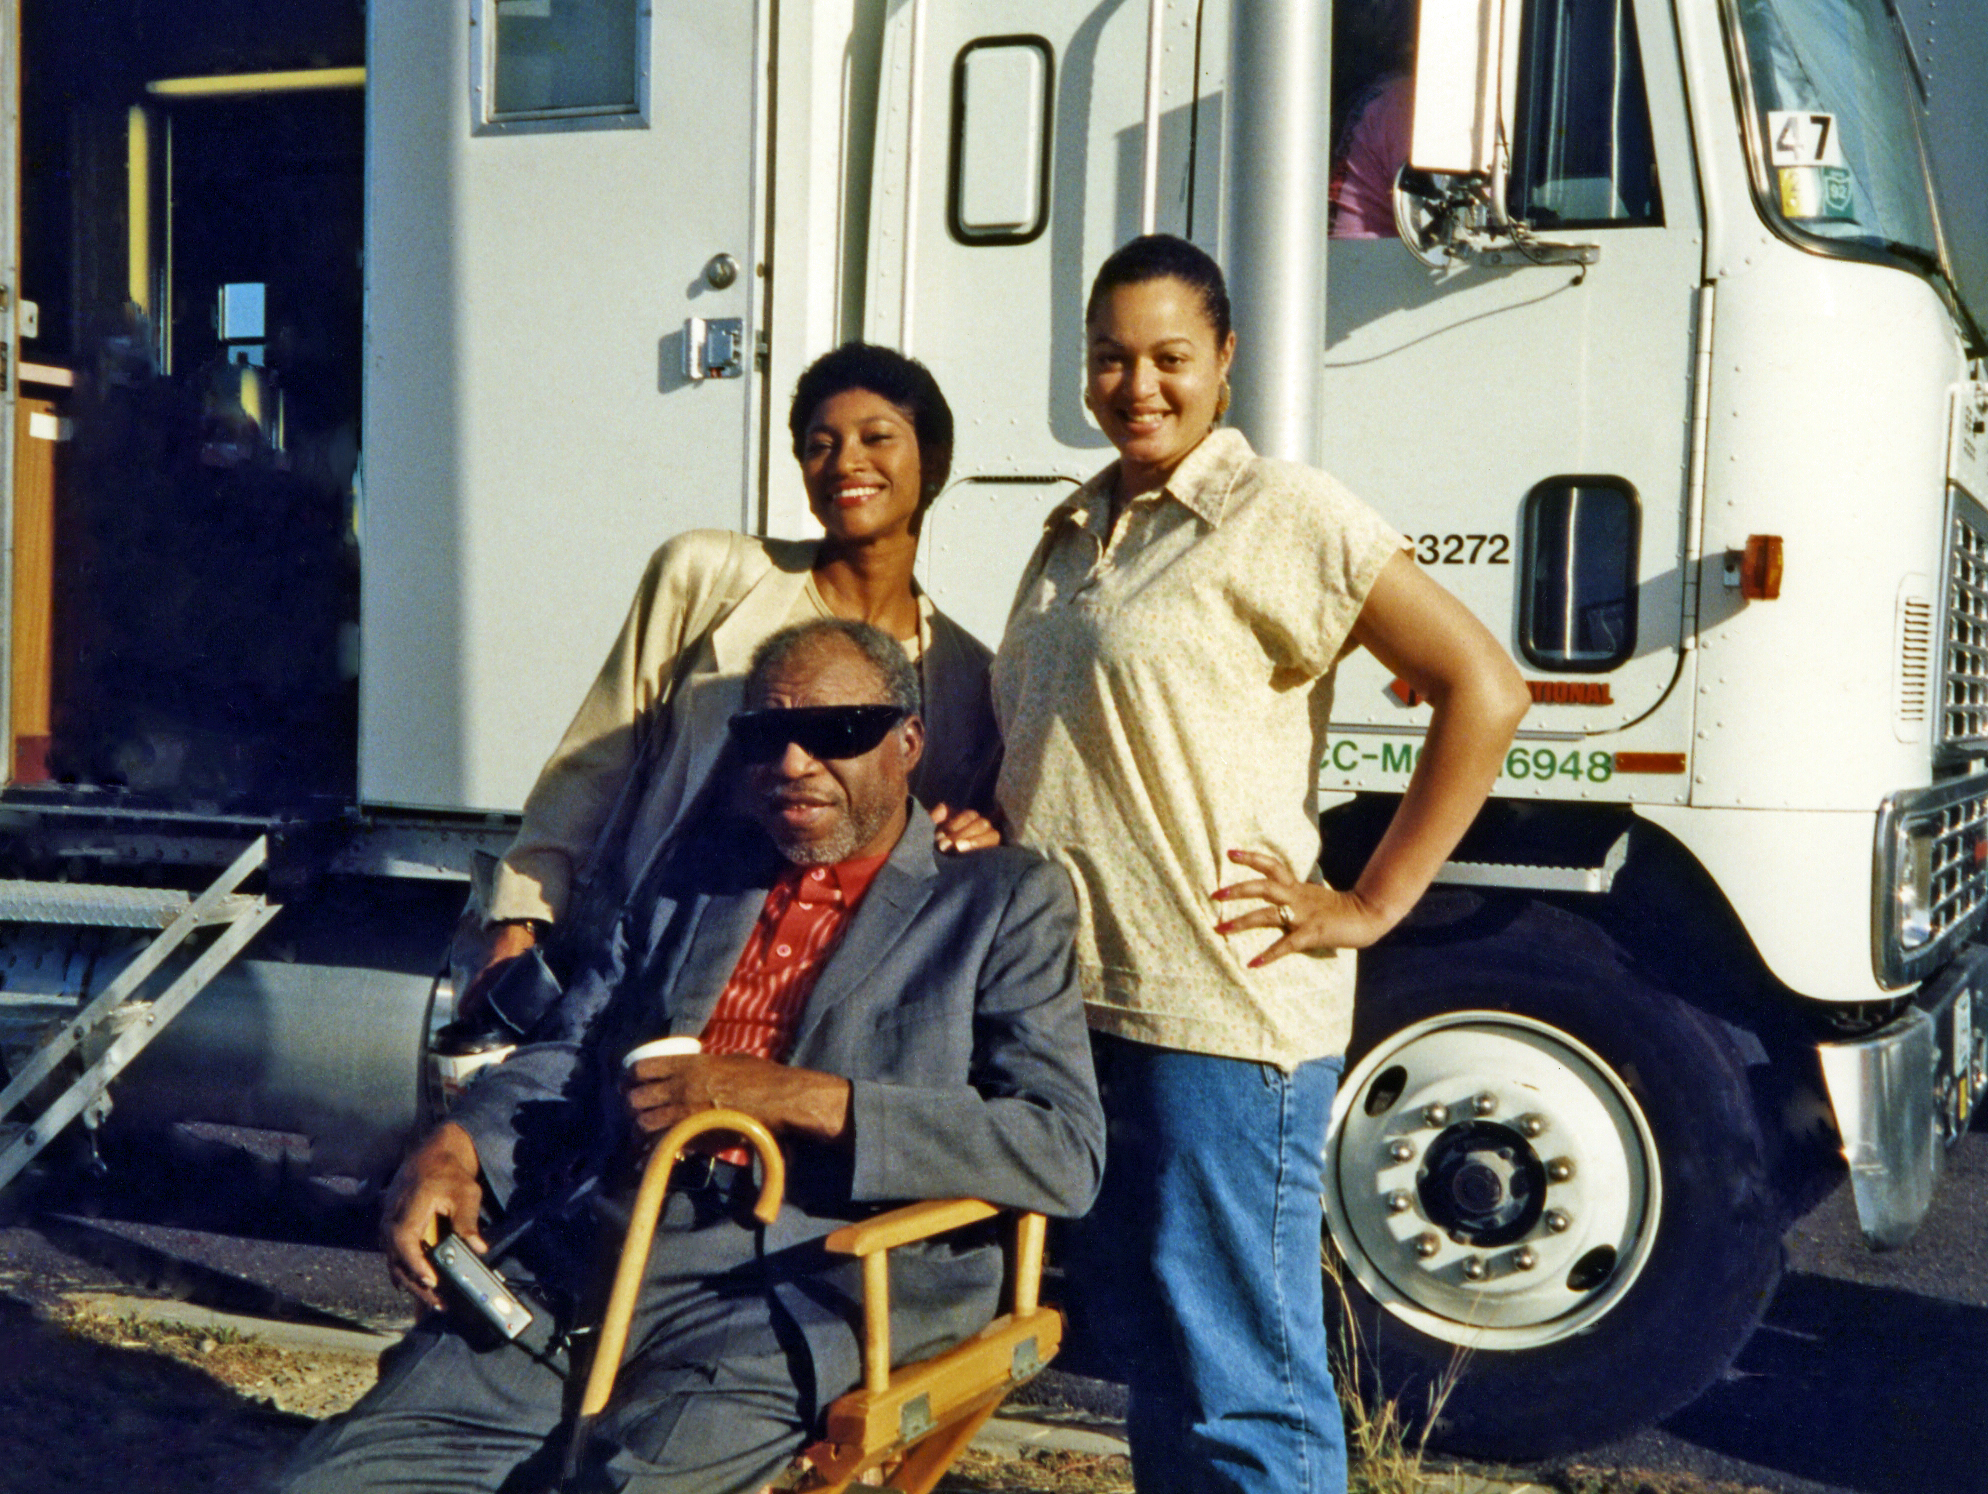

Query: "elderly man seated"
(283, 617), (1105, 1494)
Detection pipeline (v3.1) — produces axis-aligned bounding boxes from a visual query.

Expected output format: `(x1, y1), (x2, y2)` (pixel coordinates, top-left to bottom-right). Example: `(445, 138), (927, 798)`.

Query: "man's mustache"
(761, 786), (838, 809)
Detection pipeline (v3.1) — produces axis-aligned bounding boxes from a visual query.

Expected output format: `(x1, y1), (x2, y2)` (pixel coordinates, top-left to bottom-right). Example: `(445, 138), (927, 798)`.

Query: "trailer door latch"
(684, 317), (745, 381)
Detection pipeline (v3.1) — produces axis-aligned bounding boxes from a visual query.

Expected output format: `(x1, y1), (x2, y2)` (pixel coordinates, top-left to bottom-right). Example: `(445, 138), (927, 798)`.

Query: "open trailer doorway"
(14, 0), (364, 812)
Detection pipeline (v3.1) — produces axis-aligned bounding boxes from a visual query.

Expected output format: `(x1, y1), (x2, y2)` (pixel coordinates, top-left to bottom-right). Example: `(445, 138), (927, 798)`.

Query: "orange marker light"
(1736, 535), (1784, 600)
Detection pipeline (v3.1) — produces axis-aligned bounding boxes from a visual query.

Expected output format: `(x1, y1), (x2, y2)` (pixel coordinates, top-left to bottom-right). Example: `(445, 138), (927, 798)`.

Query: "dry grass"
(1326, 1246), (1474, 1494)
(935, 1447), (1134, 1492)
(55, 1305), (380, 1419)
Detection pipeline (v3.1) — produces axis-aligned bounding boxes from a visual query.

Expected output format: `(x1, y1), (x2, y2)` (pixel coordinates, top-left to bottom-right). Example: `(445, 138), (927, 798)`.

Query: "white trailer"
(0, 0), (1980, 1461)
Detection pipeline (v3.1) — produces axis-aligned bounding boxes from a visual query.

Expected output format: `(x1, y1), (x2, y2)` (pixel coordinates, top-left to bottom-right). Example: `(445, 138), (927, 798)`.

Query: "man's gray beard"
(772, 795), (895, 866)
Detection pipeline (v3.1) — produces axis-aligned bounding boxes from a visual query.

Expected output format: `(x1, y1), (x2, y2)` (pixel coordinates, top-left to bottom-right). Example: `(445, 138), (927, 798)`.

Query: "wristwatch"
(492, 917), (551, 940)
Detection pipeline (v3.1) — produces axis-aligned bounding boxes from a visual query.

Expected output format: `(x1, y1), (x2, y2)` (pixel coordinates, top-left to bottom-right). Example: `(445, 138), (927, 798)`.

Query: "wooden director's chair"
(570, 1108), (1064, 1494)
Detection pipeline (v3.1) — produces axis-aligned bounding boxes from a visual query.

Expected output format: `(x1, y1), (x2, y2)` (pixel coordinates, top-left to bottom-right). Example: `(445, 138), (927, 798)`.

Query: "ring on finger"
(1276, 903), (1295, 932)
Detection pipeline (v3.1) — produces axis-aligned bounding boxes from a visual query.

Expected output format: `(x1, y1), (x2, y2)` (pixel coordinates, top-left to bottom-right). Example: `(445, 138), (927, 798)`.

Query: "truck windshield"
(1729, 0), (1940, 267)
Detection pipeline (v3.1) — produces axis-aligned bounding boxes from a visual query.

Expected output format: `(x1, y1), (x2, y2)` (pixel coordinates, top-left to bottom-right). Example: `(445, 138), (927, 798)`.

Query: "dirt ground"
(0, 1297), (1141, 1494)
(0, 1295), (1782, 1494)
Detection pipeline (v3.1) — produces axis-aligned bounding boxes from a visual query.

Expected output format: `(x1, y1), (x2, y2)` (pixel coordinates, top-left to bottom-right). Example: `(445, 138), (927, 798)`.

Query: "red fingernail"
(1248, 957), (1264, 968)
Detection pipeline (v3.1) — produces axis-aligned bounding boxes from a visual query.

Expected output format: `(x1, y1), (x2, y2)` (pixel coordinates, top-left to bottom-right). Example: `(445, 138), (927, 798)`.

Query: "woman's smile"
(830, 482), (884, 509)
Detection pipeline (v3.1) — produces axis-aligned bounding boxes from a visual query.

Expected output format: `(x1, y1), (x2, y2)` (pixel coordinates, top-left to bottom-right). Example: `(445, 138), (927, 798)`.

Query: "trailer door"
(365, 2), (767, 812)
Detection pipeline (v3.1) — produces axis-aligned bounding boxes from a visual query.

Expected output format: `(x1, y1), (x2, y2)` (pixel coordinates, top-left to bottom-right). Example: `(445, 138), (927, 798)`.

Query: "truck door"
(1321, 0), (1704, 801)
(365, 2), (767, 812)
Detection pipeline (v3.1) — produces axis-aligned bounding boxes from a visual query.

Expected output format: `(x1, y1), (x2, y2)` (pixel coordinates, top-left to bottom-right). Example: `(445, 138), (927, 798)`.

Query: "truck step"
(0, 837), (280, 1195)
(0, 879), (260, 929)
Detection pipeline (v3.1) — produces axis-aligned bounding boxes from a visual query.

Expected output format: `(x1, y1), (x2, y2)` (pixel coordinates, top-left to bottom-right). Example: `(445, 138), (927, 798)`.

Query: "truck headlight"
(1895, 820), (1936, 950)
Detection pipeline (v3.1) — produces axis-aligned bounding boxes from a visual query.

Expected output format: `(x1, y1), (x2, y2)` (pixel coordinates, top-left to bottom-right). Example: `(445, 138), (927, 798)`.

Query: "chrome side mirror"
(1391, 166), (1491, 268)
(1392, 165), (1602, 271)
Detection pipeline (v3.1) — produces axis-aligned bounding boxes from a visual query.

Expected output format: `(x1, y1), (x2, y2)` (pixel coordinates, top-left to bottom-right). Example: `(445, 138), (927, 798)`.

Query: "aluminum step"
(0, 837), (279, 1193)
(0, 879), (260, 929)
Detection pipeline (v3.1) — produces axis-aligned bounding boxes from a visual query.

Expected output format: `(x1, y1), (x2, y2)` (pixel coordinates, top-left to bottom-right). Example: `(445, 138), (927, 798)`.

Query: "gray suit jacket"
(449, 807), (1104, 1396)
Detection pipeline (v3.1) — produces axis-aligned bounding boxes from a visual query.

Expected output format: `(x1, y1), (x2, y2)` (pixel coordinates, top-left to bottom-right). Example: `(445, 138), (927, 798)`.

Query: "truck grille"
(1875, 773), (1988, 988)
(1940, 488), (1988, 754)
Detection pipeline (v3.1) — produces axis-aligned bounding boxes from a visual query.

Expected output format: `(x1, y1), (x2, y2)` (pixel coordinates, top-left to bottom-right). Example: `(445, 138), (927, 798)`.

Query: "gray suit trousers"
(281, 1191), (833, 1494)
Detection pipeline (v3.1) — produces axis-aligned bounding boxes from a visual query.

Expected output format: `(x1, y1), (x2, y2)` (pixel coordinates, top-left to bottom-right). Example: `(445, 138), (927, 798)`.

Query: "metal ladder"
(0, 835), (280, 1191)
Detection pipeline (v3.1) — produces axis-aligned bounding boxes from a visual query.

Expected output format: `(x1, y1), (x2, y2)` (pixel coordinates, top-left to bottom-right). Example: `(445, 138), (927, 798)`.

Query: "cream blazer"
(489, 529), (1000, 925)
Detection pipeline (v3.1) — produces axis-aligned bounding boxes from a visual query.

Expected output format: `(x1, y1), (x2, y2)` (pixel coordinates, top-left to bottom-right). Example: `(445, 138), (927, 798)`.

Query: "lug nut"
(1386, 1189), (1413, 1214)
(1518, 1113), (1547, 1138)
(1547, 1158), (1575, 1183)
(1472, 1092), (1498, 1116)
(1512, 1247), (1538, 1271)
(1422, 1102), (1450, 1127)
(1413, 1232), (1441, 1260)
(1460, 1256), (1486, 1281)
(1545, 1209), (1572, 1233)
(1388, 1139), (1417, 1164)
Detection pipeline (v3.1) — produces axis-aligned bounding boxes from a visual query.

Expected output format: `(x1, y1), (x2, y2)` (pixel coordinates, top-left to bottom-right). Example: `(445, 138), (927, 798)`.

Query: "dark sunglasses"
(728, 705), (908, 765)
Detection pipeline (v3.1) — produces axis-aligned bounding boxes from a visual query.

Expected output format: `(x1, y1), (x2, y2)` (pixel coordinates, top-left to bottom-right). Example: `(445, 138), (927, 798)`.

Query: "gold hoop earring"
(1214, 378), (1231, 421)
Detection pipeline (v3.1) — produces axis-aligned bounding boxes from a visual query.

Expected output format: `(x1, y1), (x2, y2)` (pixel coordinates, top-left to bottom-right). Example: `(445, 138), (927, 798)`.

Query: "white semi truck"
(0, 0), (1980, 1460)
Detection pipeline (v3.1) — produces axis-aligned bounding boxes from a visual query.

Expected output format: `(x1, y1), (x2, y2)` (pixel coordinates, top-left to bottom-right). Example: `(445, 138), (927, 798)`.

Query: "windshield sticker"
(1767, 110), (1846, 168)
(1778, 165), (1857, 222)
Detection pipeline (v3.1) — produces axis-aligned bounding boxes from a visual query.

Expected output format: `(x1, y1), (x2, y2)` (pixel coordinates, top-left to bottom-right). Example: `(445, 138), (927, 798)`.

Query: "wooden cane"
(562, 1108), (785, 1478)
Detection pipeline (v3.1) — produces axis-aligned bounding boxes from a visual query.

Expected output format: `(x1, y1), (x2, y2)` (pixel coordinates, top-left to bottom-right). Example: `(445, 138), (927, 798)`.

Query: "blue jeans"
(1065, 1032), (1346, 1494)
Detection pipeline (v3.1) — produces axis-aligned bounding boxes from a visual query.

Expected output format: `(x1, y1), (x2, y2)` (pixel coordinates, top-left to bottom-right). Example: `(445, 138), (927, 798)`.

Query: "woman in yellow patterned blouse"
(992, 235), (1529, 1494)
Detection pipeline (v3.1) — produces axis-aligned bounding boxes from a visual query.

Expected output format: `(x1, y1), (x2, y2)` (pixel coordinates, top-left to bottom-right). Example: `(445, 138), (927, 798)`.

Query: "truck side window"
(1509, 0), (1663, 228)
(1520, 478), (1641, 671)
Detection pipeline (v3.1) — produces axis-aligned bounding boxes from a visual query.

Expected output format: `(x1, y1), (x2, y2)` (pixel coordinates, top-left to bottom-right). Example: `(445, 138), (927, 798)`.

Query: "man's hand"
(929, 802), (1000, 854)
(623, 1054), (852, 1147)
(380, 1123), (486, 1310)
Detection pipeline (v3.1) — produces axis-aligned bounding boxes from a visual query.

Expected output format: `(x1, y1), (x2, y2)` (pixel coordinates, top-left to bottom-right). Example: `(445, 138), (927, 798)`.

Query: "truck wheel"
(1323, 963), (1783, 1459)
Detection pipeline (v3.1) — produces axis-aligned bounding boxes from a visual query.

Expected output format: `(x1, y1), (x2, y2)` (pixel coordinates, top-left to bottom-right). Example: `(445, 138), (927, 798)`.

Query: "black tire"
(1324, 903), (1784, 1461)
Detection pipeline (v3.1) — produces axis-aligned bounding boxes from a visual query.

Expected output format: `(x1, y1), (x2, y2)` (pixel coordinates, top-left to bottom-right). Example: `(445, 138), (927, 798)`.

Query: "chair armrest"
(822, 1198), (999, 1258)
(823, 1197), (1050, 1397)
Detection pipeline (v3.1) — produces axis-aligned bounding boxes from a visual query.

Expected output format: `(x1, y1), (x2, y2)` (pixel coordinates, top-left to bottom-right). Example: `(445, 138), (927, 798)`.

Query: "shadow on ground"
(0, 1295), (312, 1493)
(1663, 1271), (1988, 1493)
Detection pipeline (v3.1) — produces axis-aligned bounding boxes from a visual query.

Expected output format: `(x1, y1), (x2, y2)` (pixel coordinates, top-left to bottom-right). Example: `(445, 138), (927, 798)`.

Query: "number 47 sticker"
(1767, 110), (1846, 168)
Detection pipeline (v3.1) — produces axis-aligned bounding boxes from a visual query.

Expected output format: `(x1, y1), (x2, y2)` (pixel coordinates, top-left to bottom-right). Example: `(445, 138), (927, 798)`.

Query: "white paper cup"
(622, 1035), (702, 1071)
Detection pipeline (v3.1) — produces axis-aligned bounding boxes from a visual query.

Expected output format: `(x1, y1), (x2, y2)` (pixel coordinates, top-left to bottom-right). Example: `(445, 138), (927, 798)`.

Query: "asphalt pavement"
(1510, 1118), (1988, 1494)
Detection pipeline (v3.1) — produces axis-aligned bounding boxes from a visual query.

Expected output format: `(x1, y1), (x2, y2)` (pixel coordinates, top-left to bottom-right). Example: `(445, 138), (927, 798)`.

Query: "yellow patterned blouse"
(993, 428), (1404, 1068)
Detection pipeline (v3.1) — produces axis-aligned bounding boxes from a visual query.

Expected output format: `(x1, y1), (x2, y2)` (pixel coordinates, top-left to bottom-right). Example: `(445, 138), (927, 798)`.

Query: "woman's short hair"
(1085, 234), (1232, 344)
(788, 343), (956, 501)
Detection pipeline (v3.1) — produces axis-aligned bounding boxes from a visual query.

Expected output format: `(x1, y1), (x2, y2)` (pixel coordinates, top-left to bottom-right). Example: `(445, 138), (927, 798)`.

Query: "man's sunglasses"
(727, 705), (908, 765)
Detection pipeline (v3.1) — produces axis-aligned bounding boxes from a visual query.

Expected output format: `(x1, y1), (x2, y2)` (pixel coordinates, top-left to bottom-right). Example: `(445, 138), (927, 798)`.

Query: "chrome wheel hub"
(1325, 1011), (1662, 1350)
